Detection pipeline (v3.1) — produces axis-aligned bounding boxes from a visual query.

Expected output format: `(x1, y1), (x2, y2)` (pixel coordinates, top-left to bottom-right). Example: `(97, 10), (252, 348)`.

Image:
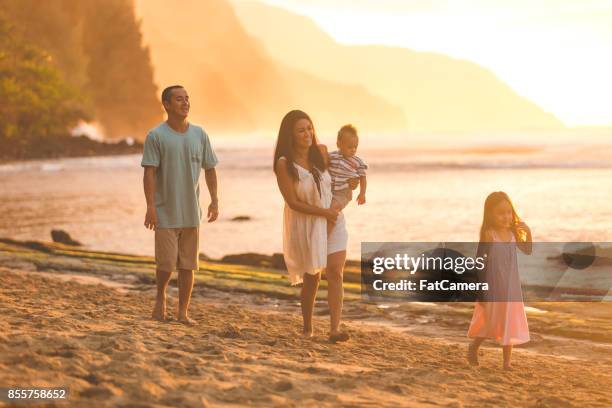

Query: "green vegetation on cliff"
(0, 0), (161, 147)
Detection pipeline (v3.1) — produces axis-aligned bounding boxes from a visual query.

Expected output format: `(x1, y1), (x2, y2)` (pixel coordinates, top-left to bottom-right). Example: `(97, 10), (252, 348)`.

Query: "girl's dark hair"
(480, 191), (522, 242)
(273, 110), (327, 186)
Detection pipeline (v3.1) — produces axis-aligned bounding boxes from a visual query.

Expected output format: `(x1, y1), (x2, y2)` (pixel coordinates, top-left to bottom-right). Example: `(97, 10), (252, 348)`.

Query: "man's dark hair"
(161, 85), (184, 103)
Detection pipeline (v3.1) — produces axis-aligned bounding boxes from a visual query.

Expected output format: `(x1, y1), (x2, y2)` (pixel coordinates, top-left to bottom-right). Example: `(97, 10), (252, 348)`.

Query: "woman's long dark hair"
(480, 191), (522, 242)
(273, 110), (327, 192)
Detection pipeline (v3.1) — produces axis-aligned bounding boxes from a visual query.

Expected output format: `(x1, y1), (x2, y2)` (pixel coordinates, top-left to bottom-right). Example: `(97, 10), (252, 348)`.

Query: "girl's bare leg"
(468, 337), (485, 365)
(502, 345), (513, 370)
(301, 273), (320, 337)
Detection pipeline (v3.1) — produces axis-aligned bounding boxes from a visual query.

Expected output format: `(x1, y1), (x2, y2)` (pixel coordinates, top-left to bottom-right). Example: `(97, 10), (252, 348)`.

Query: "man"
(141, 85), (218, 325)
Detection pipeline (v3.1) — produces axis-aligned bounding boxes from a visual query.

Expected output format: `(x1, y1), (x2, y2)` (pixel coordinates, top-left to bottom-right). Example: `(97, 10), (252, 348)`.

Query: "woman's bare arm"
(275, 158), (337, 222)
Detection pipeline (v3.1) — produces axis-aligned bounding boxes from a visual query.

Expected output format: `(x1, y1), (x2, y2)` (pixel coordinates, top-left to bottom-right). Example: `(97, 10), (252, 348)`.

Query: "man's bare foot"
(503, 364), (513, 371)
(152, 299), (166, 321)
(467, 343), (479, 366)
(177, 316), (197, 326)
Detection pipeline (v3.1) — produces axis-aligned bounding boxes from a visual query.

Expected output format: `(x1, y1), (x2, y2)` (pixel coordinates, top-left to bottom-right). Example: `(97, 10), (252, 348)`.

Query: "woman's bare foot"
(152, 299), (166, 321)
(467, 343), (479, 366)
(329, 331), (350, 343)
(503, 363), (513, 371)
(178, 316), (196, 326)
(302, 325), (314, 338)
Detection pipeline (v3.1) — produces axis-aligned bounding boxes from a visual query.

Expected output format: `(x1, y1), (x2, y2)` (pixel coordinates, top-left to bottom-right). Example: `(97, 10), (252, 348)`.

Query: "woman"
(273, 110), (353, 343)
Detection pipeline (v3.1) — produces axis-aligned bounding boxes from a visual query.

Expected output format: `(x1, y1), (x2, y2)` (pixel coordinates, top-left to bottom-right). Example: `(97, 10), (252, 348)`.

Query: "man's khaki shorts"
(154, 227), (199, 272)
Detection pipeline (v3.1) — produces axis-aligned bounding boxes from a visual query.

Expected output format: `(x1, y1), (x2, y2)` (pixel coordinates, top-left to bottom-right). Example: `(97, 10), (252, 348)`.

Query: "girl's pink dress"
(467, 230), (530, 345)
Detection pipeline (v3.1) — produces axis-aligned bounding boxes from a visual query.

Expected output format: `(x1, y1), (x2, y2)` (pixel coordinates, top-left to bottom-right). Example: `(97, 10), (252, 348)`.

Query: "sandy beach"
(1, 240), (611, 407)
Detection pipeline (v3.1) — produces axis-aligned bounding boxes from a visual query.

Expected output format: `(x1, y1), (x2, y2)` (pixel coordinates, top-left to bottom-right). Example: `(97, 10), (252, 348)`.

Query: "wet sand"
(1, 265), (611, 407)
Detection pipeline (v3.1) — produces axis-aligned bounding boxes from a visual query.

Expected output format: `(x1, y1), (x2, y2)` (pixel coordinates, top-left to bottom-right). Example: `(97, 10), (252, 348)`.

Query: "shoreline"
(0, 136), (143, 164)
(1, 238), (605, 298)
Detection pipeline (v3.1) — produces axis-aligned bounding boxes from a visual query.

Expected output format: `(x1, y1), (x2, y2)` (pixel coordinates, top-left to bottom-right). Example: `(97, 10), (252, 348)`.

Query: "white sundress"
(280, 158), (333, 285)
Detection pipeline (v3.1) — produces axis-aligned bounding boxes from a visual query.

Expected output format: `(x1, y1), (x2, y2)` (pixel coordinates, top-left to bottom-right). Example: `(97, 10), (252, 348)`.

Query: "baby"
(328, 124), (367, 217)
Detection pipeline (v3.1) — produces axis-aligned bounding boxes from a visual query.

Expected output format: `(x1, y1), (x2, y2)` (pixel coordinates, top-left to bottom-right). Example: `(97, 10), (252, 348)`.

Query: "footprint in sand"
(79, 384), (123, 399)
(274, 380), (293, 392)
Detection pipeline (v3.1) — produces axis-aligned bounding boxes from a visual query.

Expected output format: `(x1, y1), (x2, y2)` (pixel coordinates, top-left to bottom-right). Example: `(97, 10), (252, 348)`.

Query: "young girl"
(467, 191), (532, 370)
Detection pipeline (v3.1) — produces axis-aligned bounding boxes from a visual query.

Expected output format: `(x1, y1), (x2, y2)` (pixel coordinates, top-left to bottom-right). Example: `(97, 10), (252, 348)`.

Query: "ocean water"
(1, 135), (612, 261)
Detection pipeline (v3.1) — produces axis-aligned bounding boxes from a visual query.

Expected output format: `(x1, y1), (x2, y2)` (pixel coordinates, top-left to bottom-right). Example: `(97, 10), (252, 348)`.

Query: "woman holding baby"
(273, 110), (367, 343)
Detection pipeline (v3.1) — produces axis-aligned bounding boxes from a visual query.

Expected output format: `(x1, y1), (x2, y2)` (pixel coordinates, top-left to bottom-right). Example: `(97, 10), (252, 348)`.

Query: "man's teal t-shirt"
(141, 122), (218, 228)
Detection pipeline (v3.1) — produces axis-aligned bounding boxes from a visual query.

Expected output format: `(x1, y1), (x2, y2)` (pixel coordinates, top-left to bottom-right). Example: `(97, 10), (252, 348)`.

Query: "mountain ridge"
(134, 0), (406, 136)
(232, 1), (564, 132)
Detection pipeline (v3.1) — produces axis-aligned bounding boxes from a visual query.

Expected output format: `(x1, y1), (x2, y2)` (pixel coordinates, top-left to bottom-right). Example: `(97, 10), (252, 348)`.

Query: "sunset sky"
(240, 0), (612, 127)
